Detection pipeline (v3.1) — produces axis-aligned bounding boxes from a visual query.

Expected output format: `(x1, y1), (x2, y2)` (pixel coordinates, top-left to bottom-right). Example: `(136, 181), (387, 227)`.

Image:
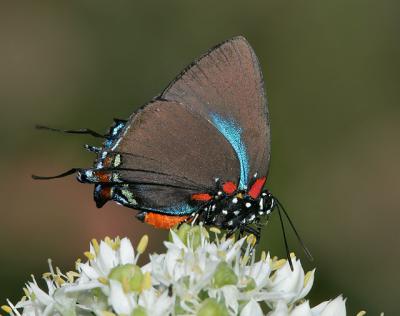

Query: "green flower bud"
(108, 264), (143, 292)
(177, 223), (192, 245)
(198, 289), (209, 301)
(181, 275), (190, 288)
(197, 298), (229, 316)
(189, 226), (202, 250)
(174, 299), (186, 315)
(170, 223), (191, 243)
(242, 276), (257, 291)
(91, 287), (106, 299)
(212, 262), (238, 288)
(131, 306), (147, 316)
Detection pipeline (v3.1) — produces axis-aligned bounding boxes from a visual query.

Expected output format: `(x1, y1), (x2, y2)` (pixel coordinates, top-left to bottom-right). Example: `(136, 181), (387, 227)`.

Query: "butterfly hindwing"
(110, 100), (240, 213)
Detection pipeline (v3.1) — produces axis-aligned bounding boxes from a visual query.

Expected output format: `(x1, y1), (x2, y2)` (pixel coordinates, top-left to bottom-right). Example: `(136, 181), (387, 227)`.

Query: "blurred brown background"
(1, 1), (399, 314)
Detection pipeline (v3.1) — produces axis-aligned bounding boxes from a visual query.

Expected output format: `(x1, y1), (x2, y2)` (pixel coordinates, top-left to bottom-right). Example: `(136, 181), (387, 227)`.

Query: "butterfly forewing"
(161, 36), (270, 188)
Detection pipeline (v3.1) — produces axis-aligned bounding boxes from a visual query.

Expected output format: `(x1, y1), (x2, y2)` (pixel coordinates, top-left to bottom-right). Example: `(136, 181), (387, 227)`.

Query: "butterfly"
(34, 36), (312, 267)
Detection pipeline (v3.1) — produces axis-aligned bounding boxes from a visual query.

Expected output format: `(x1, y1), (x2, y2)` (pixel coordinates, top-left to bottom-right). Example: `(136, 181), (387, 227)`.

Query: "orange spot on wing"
(191, 193), (212, 201)
(144, 213), (189, 229)
(222, 181), (237, 194)
(248, 177), (266, 199)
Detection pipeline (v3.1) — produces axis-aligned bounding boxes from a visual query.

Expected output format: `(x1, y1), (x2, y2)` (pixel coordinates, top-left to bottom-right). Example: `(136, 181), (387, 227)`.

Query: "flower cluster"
(3, 225), (349, 316)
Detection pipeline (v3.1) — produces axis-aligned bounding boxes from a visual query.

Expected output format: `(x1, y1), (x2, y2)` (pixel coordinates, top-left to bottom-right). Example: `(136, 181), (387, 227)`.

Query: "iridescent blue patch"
(210, 113), (249, 189)
(148, 203), (197, 215)
(104, 121), (126, 149)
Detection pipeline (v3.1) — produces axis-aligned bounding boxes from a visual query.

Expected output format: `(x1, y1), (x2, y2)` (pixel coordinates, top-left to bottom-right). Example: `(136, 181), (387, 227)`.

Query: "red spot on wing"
(222, 181), (237, 194)
(103, 156), (113, 167)
(144, 213), (189, 229)
(248, 177), (267, 199)
(191, 193), (212, 201)
(94, 171), (111, 182)
(100, 186), (112, 199)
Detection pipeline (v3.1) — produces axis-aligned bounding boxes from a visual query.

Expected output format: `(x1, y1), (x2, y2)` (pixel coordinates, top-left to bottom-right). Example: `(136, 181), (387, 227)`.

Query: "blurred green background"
(1, 0), (399, 314)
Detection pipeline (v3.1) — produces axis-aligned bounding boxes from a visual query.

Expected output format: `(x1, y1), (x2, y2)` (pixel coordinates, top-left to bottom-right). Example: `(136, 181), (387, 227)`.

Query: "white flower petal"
(290, 300), (313, 316)
(268, 258), (305, 304)
(109, 279), (134, 314)
(246, 259), (271, 287)
(168, 230), (187, 249)
(267, 300), (288, 316)
(28, 283), (54, 306)
(226, 238), (245, 262)
(98, 241), (116, 274)
(311, 300), (329, 314)
(80, 263), (100, 279)
(221, 285), (239, 314)
(139, 288), (173, 316)
(241, 299), (263, 316)
(313, 295), (346, 316)
(42, 302), (56, 316)
(120, 238), (135, 264)
(64, 281), (103, 292)
(298, 269), (315, 301)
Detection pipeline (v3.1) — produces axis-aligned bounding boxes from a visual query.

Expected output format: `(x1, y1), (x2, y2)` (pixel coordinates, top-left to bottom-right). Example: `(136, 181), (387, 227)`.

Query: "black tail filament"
(35, 125), (106, 138)
(32, 168), (80, 180)
(32, 124), (104, 180)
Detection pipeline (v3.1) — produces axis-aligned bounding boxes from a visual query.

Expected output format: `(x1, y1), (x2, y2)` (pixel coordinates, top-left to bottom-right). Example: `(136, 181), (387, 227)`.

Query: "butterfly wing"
(100, 100), (240, 213)
(161, 36), (270, 189)
(81, 36), (269, 214)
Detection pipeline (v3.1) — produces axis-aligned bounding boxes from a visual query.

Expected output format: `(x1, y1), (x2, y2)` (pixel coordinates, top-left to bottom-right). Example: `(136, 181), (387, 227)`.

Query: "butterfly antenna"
(32, 168), (80, 180)
(35, 125), (106, 138)
(275, 198), (314, 262)
(276, 203), (294, 271)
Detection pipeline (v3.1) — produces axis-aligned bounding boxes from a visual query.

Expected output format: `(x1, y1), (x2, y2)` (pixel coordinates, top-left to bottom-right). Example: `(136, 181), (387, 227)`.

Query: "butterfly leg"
(241, 225), (262, 256)
(243, 225), (261, 241)
(180, 212), (198, 227)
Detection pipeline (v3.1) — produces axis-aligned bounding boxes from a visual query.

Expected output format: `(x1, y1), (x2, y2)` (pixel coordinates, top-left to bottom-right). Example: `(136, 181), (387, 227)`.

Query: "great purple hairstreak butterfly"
(33, 36), (312, 267)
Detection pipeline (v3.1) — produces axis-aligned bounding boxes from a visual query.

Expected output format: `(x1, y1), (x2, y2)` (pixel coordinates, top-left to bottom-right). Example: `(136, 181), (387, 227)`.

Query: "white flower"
(5, 225), (352, 316)
(266, 256), (315, 306)
(267, 295), (347, 316)
(241, 299), (264, 316)
(109, 279), (137, 314)
(78, 237), (136, 282)
(12, 262), (81, 316)
(290, 300), (312, 316)
(311, 295), (347, 316)
(138, 287), (174, 316)
(267, 300), (289, 316)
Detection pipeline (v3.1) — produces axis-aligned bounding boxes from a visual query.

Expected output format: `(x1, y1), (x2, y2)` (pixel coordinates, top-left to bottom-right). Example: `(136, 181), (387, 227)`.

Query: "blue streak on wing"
(210, 113), (249, 189)
(112, 191), (195, 215)
(148, 203), (197, 215)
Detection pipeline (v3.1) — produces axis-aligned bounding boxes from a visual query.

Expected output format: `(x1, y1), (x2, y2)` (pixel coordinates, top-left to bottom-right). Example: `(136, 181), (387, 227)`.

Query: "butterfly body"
(196, 188), (275, 234)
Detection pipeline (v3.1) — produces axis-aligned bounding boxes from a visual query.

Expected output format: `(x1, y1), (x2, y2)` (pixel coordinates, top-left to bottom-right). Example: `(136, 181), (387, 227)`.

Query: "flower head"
(4, 225), (349, 315)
